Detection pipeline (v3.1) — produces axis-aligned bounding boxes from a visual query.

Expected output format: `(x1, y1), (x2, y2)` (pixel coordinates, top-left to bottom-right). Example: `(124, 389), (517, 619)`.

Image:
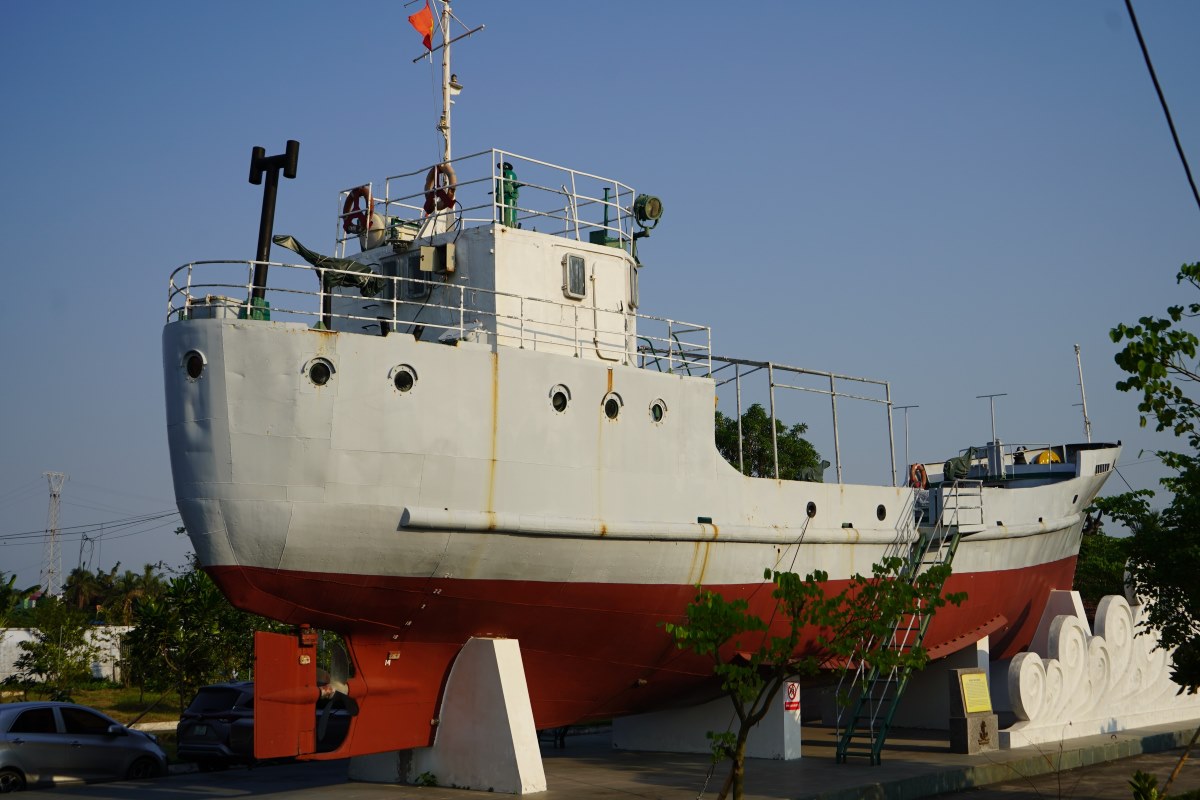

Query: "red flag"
(408, 1), (434, 50)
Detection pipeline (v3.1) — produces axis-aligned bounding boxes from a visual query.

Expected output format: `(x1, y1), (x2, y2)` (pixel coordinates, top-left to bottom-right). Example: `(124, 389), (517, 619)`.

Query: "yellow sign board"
(960, 672), (992, 714)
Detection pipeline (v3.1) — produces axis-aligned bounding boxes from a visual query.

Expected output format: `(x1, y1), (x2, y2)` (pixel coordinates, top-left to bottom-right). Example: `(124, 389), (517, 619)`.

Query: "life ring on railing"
(909, 463), (928, 489)
(342, 185), (372, 233)
(423, 163), (457, 214)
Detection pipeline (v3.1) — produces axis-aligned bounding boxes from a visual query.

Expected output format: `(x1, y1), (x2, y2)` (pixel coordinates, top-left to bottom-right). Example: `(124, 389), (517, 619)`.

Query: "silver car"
(0, 701), (167, 792)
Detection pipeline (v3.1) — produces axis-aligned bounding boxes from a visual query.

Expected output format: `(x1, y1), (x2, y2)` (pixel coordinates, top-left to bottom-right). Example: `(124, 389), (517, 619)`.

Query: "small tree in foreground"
(664, 558), (964, 800)
(9, 596), (104, 701)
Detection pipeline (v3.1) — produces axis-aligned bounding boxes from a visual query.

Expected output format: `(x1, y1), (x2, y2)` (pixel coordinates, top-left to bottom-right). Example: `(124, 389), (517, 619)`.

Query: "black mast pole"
(248, 140), (300, 306)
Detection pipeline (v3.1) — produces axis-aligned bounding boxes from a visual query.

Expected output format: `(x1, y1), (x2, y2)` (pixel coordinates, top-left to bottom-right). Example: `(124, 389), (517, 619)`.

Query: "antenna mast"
(41, 471), (67, 597)
(1075, 344), (1092, 443)
(437, 0), (452, 162)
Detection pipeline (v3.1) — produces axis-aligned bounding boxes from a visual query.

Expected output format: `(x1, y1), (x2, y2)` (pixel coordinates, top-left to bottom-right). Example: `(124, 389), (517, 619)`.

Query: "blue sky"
(1, 1), (1197, 591)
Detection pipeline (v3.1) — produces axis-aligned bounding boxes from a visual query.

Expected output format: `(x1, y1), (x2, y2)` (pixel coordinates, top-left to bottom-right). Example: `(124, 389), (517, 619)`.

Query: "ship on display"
(162, 2), (1120, 762)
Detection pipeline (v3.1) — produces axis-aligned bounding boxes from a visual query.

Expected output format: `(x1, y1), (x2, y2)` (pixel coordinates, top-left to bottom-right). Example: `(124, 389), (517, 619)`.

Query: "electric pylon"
(41, 471), (67, 597)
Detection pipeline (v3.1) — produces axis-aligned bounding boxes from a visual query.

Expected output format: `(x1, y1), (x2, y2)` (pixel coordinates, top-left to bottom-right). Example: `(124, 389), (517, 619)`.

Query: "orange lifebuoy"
(342, 185), (372, 233)
(909, 463), (928, 489)
(423, 163), (457, 214)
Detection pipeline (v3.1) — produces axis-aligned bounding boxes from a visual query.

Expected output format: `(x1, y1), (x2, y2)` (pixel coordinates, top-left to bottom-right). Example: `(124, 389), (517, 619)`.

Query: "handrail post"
(735, 364), (744, 475)
(831, 375), (843, 484)
(769, 362), (779, 480)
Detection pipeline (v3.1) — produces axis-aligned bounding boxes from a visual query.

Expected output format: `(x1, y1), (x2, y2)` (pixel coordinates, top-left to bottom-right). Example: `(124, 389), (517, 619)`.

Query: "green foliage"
(1073, 512), (1130, 608)
(0, 573), (38, 630)
(123, 557), (285, 711)
(1100, 261), (1200, 696)
(1110, 263), (1200, 447)
(9, 596), (105, 700)
(663, 558), (964, 800)
(63, 563), (167, 625)
(1129, 769), (1160, 800)
(715, 403), (825, 481)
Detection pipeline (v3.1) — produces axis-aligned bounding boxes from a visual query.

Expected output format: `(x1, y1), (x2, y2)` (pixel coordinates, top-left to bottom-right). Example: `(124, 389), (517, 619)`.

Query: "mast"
(1075, 344), (1092, 443)
(438, 0), (452, 163)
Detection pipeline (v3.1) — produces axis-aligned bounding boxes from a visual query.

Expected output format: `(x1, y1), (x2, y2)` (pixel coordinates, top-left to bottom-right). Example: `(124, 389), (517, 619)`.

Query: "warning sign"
(783, 681), (800, 711)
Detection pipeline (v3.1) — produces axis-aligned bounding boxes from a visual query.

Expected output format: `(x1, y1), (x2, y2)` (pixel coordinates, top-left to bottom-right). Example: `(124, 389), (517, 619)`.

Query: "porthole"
(602, 392), (623, 420)
(806, 501), (817, 518)
(549, 384), (571, 412)
(649, 399), (667, 423)
(305, 357), (335, 387)
(876, 504), (886, 521)
(183, 350), (206, 381)
(391, 364), (417, 393)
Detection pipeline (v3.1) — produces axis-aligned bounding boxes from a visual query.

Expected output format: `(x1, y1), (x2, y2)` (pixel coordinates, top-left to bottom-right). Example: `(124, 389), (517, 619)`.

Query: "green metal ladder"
(834, 480), (978, 764)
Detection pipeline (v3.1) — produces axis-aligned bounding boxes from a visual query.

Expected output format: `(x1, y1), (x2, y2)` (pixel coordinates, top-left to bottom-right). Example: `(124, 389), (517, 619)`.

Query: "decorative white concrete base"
(998, 590), (1200, 749)
(348, 637), (547, 794)
(612, 681), (803, 760)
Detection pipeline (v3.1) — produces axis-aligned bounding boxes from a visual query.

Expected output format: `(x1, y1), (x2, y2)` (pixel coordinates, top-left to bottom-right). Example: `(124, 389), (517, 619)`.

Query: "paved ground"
(20, 722), (1199, 799)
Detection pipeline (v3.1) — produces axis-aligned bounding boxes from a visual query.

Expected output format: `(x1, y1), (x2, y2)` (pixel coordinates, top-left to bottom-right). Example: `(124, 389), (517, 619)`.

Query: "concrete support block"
(613, 680), (803, 760)
(950, 714), (1000, 754)
(350, 637), (547, 794)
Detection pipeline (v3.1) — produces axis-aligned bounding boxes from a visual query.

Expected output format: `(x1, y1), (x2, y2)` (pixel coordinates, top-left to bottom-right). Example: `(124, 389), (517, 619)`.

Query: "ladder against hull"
(835, 481), (976, 764)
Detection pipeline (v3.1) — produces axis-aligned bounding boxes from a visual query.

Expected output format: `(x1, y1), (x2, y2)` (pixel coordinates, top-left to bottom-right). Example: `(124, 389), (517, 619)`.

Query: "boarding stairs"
(834, 480), (977, 764)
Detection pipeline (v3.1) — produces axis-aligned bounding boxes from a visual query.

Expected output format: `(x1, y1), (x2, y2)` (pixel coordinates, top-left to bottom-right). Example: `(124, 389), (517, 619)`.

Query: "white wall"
(0, 627), (131, 684)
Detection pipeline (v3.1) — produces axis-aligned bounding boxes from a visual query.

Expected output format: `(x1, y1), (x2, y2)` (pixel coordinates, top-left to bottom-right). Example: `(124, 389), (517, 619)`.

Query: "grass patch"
(1, 684), (181, 725)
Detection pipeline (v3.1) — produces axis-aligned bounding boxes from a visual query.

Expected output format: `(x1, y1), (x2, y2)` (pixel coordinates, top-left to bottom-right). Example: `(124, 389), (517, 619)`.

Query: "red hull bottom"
(210, 555), (1076, 757)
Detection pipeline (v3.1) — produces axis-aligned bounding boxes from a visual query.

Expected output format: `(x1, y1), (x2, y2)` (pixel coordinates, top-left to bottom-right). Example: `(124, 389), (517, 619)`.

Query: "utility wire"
(1125, 0), (1200, 216)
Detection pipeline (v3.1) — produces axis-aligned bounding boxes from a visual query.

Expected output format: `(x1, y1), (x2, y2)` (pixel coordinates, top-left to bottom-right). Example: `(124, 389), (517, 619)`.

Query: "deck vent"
(697, 516), (713, 524)
(841, 522), (853, 529)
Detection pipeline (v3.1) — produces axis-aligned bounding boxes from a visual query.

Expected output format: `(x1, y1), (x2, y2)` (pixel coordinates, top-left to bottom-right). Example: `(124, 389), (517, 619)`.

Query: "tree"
(715, 403), (827, 481)
(9, 596), (104, 701)
(0, 573), (38, 631)
(664, 558), (964, 800)
(1099, 260), (1200, 795)
(1072, 511), (1129, 611)
(123, 558), (285, 710)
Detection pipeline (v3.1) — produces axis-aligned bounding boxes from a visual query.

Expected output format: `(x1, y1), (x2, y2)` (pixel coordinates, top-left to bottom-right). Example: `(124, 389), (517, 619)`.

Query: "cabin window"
(563, 254), (586, 300)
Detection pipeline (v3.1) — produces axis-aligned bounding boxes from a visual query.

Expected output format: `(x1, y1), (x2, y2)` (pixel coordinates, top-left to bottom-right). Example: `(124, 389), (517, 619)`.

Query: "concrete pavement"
(22, 721), (1200, 799)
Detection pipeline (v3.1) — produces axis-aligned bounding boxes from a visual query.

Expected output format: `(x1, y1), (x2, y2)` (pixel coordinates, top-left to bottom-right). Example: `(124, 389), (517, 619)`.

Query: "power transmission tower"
(41, 471), (67, 597)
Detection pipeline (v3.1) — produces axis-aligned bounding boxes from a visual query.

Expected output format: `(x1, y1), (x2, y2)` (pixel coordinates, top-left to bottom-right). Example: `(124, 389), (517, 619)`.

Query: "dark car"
(0, 701), (167, 792)
(176, 681), (350, 770)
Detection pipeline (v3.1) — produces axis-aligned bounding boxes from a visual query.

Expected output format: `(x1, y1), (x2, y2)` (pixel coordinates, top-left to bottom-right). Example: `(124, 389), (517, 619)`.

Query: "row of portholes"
(179, 351), (420, 394)
(802, 503), (887, 521)
(304, 358), (420, 393)
(550, 384), (667, 424)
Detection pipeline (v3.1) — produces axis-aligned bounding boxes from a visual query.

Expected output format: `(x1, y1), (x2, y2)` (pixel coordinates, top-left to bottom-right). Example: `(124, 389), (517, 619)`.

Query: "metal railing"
(166, 260), (710, 375)
(335, 149), (638, 258)
(711, 356), (896, 486)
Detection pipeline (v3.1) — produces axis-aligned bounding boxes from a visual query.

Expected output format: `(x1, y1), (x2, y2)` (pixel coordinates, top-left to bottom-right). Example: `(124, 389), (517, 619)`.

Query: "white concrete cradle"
(995, 590), (1200, 749)
(348, 637), (547, 794)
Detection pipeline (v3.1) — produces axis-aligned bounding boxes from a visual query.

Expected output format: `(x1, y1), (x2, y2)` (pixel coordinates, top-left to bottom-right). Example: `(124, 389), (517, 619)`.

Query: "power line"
(1125, 0), (1200, 216)
(0, 510), (180, 543)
